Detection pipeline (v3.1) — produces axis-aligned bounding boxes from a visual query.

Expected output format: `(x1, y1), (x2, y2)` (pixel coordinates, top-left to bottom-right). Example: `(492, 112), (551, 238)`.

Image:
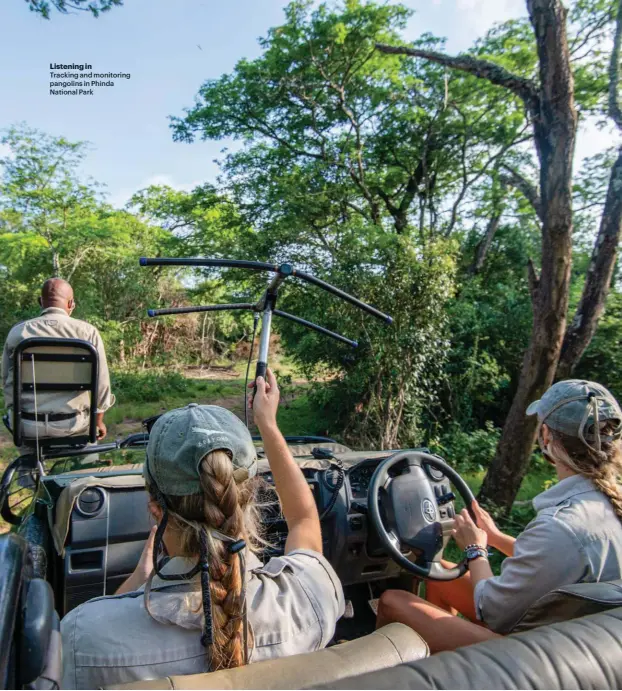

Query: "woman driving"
(377, 379), (622, 652)
(61, 369), (344, 689)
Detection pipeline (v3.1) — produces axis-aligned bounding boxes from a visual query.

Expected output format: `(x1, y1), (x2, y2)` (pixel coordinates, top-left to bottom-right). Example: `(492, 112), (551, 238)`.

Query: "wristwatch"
(464, 544), (488, 562)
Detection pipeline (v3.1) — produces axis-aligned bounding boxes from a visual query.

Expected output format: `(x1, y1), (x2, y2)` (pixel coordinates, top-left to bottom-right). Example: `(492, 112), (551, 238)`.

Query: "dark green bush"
(110, 370), (189, 403)
(430, 421), (501, 474)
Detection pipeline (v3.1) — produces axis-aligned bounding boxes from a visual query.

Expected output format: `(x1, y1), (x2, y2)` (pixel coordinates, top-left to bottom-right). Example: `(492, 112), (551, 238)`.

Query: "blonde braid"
(158, 450), (266, 670)
(590, 465), (622, 520)
(547, 422), (622, 519)
(197, 451), (246, 669)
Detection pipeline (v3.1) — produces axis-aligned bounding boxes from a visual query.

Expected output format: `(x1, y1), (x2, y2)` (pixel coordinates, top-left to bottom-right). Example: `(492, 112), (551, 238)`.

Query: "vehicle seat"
(0, 534), (62, 690)
(9, 337), (100, 450)
(105, 623), (429, 690)
(510, 579), (622, 633)
(317, 606), (622, 689)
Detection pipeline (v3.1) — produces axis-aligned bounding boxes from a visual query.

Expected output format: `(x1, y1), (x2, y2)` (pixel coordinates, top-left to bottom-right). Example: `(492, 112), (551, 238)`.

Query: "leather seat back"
(106, 623), (428, 690)
(0, 534), (61, 690)
(317, 607), (622, 690)
(511, 579), (622, 633)
(10, 337), (100, 447)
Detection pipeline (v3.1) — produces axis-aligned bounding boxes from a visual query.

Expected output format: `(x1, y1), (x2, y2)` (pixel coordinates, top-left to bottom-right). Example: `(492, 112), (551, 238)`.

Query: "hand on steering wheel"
(451, 508), (487, 550)
(368, 451), (476, 581)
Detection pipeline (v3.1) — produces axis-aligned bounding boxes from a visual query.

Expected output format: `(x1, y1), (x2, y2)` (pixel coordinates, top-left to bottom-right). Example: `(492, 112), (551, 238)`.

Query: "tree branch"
(376, 43), (539, 113)
(558, 147), (622, 377)
(444, 128), (531, 237)
(500, 164), (543, 222)
(470, 208), (504, 275)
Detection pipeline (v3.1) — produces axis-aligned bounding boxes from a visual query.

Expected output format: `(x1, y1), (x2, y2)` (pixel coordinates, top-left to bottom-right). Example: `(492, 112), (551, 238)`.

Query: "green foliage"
(169, 0), (538, 448)
(109, 370), (189, 404)
(25, 0), (123, 19)
(0, 127), (252, 370)
(431, 422), (501, 475)
(275, 391), (330, 438)
(575, 292), (622, 401)
(0, 124), (108, 279)
(442, 217), (538, 429)
(282, 235), (457, 449)
(172, 0), (527, 240)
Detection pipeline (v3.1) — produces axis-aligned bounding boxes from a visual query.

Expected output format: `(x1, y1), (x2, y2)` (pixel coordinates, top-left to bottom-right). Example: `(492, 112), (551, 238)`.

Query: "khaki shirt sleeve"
(90, 328), (115, 413)
(473, 513), (588, 633)
(249, 548), (345, 660)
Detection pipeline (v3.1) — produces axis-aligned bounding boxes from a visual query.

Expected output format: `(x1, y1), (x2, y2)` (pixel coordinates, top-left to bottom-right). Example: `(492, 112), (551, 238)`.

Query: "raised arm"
(252, 369), (322, 554)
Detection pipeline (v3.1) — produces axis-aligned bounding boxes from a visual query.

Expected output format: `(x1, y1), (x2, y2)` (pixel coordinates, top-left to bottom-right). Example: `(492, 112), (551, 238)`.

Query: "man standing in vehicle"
(2, 278), (115, 444)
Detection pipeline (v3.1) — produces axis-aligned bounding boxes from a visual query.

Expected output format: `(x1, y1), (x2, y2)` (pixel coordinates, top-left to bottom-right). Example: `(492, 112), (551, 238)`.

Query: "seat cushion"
(317, 607), (622, 690)
(511, 580), (622, 633)
(105, 623), (429, 690)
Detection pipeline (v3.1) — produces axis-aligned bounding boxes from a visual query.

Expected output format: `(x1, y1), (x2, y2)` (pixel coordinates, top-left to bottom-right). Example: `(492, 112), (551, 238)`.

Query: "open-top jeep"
(2, 259), (622, 690)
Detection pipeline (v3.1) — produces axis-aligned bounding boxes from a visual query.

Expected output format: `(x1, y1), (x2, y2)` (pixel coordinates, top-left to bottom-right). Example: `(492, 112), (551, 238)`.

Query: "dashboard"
(43, 452), (457, 615)
(349, 464), (376, 499)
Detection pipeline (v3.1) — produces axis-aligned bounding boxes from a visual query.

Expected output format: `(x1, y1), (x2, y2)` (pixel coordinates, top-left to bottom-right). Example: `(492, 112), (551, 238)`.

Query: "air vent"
(76, 487), (106, 517)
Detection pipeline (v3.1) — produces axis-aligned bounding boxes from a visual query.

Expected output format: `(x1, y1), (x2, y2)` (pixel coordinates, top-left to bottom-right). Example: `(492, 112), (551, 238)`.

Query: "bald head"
(40, 278), (75, 314)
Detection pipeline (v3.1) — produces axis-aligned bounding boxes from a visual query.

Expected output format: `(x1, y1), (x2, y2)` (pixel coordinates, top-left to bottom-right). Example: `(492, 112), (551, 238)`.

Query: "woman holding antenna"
(61, 369), (344, 689)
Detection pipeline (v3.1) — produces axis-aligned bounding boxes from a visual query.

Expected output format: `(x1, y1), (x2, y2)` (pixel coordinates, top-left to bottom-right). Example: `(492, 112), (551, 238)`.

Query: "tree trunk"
(479, 0), (577, 510)
(557, 149), (622, 378)
(52, 250), (61, 278)
(376, 0), (578, 509)
(470, 210), (504, 275)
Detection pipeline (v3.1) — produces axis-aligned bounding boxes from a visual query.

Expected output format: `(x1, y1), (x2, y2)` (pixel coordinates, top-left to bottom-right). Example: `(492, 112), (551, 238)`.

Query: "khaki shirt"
(60, 549), (345, 689)
(474, 475), (622, 633)
(2, 307), (115, 423)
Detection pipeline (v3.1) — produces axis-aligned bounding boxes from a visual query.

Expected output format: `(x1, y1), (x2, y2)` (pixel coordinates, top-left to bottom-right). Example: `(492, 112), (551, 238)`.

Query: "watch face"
(466, 547), (481, 559)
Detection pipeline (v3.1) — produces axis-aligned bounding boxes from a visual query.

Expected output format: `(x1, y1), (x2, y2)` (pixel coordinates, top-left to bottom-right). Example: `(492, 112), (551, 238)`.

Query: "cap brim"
(526, 400), (540, 416)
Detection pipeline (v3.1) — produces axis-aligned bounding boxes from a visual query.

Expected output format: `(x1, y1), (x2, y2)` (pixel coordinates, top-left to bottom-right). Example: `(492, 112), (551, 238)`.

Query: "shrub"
(430, 421), (500, 474)
(110, 370), (189, 403)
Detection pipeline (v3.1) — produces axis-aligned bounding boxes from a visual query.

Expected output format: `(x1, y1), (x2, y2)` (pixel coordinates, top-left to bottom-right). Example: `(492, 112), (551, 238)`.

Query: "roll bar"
(140, 257), (393, 382)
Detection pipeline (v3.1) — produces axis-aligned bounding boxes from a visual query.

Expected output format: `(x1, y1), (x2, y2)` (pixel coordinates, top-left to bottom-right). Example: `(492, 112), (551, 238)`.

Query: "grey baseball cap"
(144, 403), (258, 496)
(526, 379), (622, 442)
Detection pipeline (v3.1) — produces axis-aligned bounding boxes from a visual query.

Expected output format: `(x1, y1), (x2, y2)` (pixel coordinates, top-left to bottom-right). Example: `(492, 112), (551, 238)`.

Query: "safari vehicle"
(1, 259), (622, 690)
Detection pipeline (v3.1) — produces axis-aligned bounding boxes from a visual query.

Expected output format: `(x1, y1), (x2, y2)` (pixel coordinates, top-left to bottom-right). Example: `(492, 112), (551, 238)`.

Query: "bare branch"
(444, 128), (531, 237)
(558, 148), (622, 376)
(570, 13), (611, 59)
(470, 209), (504, 275)
(376, 43), (539, 113)
(609, 0), (622, 130)
(64, 246), (92, 282)
(445, 106), (470, 236)
(500, 164), (543, 222)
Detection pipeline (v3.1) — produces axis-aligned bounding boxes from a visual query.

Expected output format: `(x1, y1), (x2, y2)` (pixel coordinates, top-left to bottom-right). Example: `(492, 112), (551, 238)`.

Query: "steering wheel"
(368, 451), (476, 581)
(0, 457), (40, 527)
